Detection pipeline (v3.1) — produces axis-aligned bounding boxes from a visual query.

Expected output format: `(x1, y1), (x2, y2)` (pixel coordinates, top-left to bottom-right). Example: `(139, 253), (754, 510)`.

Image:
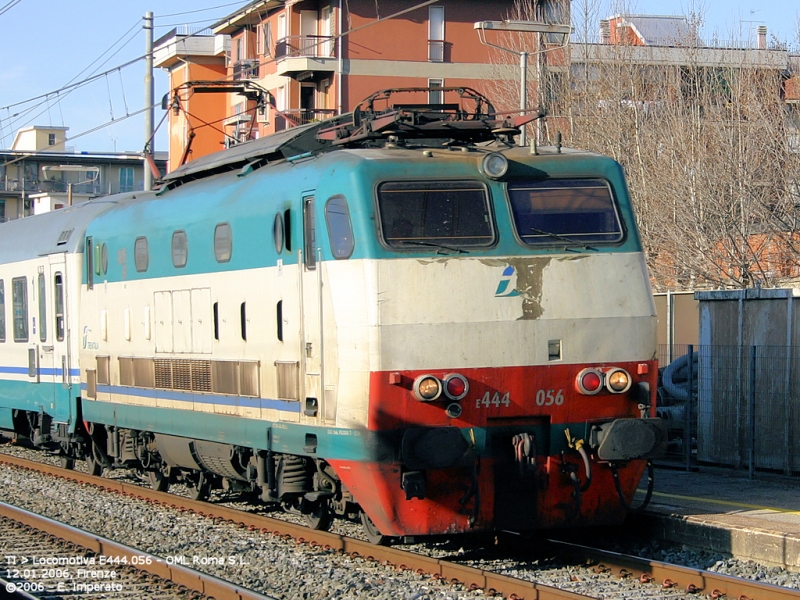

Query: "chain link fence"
(657, 344), (800, 476)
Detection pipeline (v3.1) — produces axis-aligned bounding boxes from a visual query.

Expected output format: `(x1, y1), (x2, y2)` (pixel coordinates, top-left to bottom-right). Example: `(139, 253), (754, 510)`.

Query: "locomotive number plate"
(476, 391), (510, 408)
(535, 389), (565, 406)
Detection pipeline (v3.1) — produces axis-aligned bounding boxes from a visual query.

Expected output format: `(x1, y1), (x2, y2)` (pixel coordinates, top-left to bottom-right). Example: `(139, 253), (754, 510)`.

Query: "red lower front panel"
(327, 455), (647, 537)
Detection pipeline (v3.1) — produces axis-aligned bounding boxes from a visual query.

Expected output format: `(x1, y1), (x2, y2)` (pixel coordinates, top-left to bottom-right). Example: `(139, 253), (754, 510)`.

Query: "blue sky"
(0, 0), (796, 155)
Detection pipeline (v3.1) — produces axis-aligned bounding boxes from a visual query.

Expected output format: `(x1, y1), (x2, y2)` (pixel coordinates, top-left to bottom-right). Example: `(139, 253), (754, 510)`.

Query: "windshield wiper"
(398, 239), (468, 254)
(526, 227), (597, 251)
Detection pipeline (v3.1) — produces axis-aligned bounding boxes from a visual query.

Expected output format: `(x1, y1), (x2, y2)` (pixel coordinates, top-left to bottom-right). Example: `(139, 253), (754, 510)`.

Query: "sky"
(0, 0), (797, 155)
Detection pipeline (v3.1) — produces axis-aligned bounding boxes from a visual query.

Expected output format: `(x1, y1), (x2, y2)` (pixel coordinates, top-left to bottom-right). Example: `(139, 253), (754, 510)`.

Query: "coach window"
(303, 197), (316, 269)
(172, 230), (188, 268)
(0, 279), (5, 342)
(54, 273), (65, 342)
(38, 272), (47, 343)
(12, 277), (27, 342)
(134, 236), (149, 272)
(325, 195), (354, 259)
(214, 223), (232, 263)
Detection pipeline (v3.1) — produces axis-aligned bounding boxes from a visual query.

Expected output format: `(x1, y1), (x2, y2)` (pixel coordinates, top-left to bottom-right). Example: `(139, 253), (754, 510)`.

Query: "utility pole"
(144, 11), (154, 191)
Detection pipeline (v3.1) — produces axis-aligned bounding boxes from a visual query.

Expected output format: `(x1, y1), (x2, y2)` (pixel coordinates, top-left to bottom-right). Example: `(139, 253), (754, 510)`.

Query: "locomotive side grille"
(275, 361), (299, 400)
(154, 359), (173, 389)
(133, 358), (155, 388)
(172, 359), (192, 391)
(212, 360), (240, 395)
(85, 369), (97, 399)
(119, 357), (133, 386)
(191, 360), (212, 392)
(240, 361), (259, 397)
(96, 356), (110, 385)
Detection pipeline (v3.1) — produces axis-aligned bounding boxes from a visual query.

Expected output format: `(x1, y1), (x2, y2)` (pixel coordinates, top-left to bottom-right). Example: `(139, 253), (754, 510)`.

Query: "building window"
(428, 6), (445, 62)
(172, 230), (188, 268)
(214, 223), (232, 263)
(120, 167), (134, 193)
(48, 133), (56, 146)
(12, 277), (28, 342)
(428, 79), (443, 104)
(134, 236), (149, 272)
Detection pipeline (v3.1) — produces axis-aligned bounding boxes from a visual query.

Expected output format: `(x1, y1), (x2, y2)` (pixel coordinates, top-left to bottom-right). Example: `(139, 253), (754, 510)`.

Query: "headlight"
(413, 375), (442, 401)
(481, 152), (508, 179)
(606, 368), (632, 393)
(443, 373), (469, 401)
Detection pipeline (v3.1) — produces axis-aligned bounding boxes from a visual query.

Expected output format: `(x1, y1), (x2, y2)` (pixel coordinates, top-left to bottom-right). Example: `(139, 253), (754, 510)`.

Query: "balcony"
(233, 59), (259, 80)
(275, 35), (336, 81)
(274, 108), (336, 131)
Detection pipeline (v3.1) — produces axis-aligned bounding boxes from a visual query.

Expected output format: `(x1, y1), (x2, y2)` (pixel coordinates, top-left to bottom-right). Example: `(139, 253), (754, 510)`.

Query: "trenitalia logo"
(494, 265), (520, 297)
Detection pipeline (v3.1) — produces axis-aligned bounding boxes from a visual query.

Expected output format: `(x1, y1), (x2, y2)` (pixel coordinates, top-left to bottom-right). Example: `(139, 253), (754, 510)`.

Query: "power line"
(0, 0), (21, 18)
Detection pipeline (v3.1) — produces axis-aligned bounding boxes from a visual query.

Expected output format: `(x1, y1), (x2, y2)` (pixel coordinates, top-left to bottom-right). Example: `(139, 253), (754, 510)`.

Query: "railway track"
(1, 450), (798, 600)
(0, 502), (275, 600)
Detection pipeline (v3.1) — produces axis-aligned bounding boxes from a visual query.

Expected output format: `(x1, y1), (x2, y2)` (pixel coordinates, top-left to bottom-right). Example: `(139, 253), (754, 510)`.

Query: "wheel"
(59, 456), (75, 470)
(85, 448), (103, 476)
(189, 473), (212, 501)
(303, 500), (333, 531)
(360, 511), (390, 546)
(148, 466), (172, 492)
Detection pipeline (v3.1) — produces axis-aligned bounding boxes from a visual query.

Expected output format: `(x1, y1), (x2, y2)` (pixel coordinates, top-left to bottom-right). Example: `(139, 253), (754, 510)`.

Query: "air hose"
(565, 430), (592, 492)
(611, 460), (654, 512)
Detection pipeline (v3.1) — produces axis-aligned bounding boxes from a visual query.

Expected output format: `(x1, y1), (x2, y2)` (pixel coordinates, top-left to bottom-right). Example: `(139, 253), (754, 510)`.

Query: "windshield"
(377, 180), (494, 250)
(507, 178), (624, 246)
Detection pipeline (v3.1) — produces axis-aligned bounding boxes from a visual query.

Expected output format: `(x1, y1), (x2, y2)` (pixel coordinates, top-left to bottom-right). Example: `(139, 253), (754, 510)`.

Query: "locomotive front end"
(321, 104), (666, 539)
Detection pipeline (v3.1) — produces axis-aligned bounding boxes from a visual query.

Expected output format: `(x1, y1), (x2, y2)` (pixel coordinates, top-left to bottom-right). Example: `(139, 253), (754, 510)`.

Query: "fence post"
(749, 345), (756, 480)
(685, 344), (693, 472)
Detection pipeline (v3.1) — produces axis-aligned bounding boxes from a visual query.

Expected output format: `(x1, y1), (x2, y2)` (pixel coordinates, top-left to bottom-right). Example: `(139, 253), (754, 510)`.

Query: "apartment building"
(0, 126), (167, 222)
(155, 0), (568, 171)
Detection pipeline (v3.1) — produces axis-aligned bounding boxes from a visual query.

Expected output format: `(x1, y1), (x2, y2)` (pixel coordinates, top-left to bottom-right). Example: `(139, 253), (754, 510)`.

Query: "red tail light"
(577, 368), (604, 395)
(443, 374), (469, 401)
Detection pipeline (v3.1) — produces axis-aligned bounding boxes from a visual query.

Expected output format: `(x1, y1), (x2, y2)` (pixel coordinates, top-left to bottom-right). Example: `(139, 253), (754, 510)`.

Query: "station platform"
(633, 463), (800, 571)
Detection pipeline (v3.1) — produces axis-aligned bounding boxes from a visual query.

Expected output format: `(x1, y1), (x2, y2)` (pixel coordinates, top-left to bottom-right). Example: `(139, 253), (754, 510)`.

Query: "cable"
(0, 0), (21, 18)
(159, 1), (245, 19)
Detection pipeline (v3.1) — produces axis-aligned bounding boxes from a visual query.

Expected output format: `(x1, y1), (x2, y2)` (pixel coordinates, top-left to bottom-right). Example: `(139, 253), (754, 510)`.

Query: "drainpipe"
(337, 0), (343, 115)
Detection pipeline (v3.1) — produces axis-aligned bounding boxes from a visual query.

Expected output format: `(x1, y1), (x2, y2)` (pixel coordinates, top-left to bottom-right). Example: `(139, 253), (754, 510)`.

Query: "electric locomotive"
(0, 88), (666, 542)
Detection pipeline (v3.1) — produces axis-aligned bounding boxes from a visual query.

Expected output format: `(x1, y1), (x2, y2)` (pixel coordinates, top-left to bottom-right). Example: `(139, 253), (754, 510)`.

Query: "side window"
(172, 230), (188, 268)
(303, 196), (316, 269)
(86, 236), (94, 290)
(273, 213), (284, 254)
(54, 273), (65, 342)
(38, 272), (47, 343)
(0, 279), (5, 342)
(214, 223), (232, 263)
(12, 277), (27, 342)
(134, 237), (149, 272)
(324, 195), (355, 259)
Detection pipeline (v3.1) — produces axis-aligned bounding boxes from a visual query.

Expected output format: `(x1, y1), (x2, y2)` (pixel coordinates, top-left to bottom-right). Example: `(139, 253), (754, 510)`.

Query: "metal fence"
(658, 344), (800, 477)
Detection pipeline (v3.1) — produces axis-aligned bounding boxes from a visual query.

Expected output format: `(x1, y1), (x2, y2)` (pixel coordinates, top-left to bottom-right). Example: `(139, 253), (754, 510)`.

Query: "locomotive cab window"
(324, 195), (354, 259)
(172, 230), (188, 268)
(377, 180), (494, 250)
(507, 178), (624, 246)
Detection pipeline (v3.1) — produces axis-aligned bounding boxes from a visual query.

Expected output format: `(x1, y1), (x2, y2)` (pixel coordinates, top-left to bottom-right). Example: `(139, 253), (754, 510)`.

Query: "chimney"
(757, 25), (767, 50)
(599, 19), (611, 44)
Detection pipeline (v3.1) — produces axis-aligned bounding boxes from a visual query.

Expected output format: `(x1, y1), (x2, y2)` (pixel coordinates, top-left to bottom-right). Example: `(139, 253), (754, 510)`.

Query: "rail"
(2, 452), (798, 600)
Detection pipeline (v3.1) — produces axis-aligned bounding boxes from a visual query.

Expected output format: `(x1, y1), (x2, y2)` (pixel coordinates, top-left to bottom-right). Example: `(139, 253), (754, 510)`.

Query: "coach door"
(48, 254), (73, 423)
(300, 194), (324, 425)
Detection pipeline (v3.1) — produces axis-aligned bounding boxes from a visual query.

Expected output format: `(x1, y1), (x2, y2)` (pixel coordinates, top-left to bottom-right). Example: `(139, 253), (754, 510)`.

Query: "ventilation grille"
(86, 370), (97, 399)
(96, 356), (110, 385)
(118, 357), (257, 397)
(275, 361), (300, 400)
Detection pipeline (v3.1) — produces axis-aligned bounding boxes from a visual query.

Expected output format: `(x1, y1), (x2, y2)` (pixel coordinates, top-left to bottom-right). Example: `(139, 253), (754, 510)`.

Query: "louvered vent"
(275, 361), (299, 400)
(172, 360), (192, 391)
(154, 359), (172, 389)
(191, 360), (212, 392)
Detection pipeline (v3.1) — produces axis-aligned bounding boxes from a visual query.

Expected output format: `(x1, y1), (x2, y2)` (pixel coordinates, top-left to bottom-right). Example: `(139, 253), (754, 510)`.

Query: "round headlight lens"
(481, 152), (508, 179)
(606, 369), (632, 393)
(413, 375), (442, 401)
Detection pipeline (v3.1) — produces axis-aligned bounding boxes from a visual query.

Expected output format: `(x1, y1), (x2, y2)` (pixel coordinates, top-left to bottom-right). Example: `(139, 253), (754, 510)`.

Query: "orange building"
(155, 0), (570, 171)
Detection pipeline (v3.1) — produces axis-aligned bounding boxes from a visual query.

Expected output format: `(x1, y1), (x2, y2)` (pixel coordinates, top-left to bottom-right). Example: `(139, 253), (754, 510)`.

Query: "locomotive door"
(48, 253), (73, 424)
(300, 194), (324, 424)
